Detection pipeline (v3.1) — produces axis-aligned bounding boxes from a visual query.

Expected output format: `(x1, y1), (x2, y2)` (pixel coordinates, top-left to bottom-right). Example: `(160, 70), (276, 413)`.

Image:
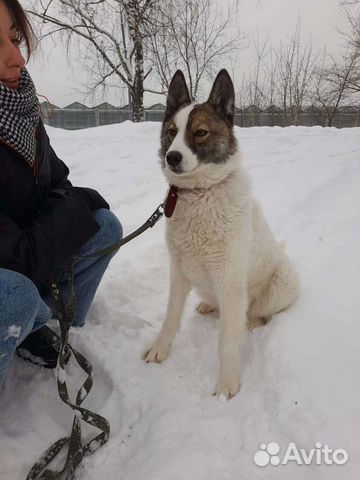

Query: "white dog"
(144, 69), (300, 399)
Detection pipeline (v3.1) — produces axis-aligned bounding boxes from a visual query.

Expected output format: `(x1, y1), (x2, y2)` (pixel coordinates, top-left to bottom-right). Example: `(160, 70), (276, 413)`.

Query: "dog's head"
(159, 70), (238, 188)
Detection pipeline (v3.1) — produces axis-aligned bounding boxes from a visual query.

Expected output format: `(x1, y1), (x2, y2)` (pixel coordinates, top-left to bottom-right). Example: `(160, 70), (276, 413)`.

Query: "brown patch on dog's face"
(184, 104), (237, 164)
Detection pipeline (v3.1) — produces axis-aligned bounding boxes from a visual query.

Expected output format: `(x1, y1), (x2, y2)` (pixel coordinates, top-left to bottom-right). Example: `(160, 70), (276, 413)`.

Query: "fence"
(43, 108), (133, 130)
(41, 104), (360, 130)
(234, 111), (360, 128)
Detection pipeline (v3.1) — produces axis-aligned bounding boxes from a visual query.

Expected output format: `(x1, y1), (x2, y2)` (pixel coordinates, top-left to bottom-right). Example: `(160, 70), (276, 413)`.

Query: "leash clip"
(148, 203), (165, 227)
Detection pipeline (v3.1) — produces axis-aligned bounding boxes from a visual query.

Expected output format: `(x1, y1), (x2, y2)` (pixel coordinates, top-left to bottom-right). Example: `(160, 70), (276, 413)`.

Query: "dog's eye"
(194, 129), (208, 137)
(168, 128), (177, 137)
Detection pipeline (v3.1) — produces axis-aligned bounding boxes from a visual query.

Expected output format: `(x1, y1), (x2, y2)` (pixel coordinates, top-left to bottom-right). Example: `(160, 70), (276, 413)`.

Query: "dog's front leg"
(144, 259), (191, 363)
(217, 277), (248, 399)
(210, 255), (248, 399)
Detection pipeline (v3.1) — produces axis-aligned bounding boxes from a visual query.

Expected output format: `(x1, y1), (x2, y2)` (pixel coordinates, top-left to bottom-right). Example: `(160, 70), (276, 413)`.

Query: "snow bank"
(0, 122), (359, 480)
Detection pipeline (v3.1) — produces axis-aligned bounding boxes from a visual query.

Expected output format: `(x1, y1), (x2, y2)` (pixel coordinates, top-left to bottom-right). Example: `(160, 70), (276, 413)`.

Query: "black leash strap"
(75, 202), (165, 260)
(27, 263), (109, 480)
(26, 202), (165, 480)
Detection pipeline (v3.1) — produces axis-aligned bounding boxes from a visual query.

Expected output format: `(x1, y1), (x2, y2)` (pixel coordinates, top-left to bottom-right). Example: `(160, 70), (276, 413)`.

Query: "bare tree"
(309, 0), (360, 126)
(238, 21), (321, 126)
(339, 1), (360, 93)
(237, 33), (272, 125)
(311, 52), (359, 126)
(341, 0), (360, 52)
(28, 0), (160, 122)
(273, 20), (321, 125)
(241, 34), (274, 100)
(145, 0), (243, 101)
(28, 0), (242, 121)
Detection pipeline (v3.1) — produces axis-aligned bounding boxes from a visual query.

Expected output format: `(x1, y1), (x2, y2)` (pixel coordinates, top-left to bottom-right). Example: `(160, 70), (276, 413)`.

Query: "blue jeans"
(0, 209), (122, 383)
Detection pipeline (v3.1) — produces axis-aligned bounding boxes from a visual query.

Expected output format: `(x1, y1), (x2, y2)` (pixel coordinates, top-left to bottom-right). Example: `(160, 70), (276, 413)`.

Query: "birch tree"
(28, 0), (158, 122)
(28, 0), (242, 120)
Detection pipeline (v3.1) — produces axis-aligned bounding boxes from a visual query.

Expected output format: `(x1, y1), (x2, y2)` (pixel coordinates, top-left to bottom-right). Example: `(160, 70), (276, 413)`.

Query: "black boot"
(16, 325), (70, 369)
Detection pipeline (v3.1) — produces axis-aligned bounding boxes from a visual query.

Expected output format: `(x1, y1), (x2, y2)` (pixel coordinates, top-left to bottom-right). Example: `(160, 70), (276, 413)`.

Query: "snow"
(0, 122), (359, 479)
(4, 325), (22, 341)
(56, 364), (67, 384)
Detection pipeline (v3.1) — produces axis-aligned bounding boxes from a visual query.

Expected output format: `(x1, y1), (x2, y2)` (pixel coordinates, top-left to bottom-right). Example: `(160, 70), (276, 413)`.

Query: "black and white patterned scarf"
(0, 68), (39, 167)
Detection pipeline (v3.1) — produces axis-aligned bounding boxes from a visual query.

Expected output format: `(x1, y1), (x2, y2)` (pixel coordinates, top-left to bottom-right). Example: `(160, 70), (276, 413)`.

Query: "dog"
(144, 69), (300, 399)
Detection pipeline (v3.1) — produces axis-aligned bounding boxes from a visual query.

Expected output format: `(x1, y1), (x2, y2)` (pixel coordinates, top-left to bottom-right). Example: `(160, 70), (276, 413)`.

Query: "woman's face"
(0, 0), (25, 90)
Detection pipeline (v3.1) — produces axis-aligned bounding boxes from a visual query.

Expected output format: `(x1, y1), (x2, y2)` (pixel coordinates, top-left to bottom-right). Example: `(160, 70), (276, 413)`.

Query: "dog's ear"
(207, 69), (235, 126)
(164, 70), (191, 120)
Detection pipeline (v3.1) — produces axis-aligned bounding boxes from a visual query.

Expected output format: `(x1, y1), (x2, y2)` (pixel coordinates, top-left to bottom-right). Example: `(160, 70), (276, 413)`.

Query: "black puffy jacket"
(0, 120), (109, 288)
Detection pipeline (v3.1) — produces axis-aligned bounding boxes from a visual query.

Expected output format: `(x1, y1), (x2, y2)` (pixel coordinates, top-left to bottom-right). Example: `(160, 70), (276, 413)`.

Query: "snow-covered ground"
(0, 122), (359, 480)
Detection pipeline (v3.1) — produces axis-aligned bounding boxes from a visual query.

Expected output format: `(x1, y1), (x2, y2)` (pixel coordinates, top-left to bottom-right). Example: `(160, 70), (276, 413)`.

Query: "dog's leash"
(73, 185), (178, 261)
(26, 187), (178, 480)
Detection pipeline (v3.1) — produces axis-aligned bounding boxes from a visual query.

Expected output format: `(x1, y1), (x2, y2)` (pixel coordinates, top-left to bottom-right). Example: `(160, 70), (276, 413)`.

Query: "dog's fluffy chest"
(166, 172), (250, 259)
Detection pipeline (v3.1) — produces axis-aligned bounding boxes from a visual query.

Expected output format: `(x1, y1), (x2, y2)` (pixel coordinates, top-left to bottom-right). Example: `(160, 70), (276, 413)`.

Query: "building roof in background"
(39, 100), (61, 110)
(63, 101), (90, 110)
(264, 105), (282, 113)
(147, 103), (166, 111)
(339, 106), (358, 113)
(243, 105), (263, 113)
(92, 102), (118, 111)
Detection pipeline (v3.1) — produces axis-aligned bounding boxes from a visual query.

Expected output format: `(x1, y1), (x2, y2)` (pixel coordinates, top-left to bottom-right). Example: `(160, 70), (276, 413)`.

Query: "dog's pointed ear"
(165, 70), (191, 120)
(207, 69), (235, 126)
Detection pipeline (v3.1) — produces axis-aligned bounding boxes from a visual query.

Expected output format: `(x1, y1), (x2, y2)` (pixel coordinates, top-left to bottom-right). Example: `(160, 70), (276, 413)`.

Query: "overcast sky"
(25, 0), (348, 108)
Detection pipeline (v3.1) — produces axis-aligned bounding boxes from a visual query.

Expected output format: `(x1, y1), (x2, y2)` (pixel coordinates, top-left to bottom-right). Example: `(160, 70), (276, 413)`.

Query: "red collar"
(164, 185), (178, 217)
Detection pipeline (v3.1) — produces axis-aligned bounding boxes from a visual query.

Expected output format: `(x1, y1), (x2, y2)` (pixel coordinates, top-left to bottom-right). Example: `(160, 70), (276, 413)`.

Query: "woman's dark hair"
(3, 0), (35, 59)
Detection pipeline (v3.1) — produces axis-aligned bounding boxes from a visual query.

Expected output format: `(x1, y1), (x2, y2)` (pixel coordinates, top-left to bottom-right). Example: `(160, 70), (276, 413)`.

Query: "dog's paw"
(143, 342), (170, 364)
(196, 302), (217, 314)
(214, 375), (241, 399)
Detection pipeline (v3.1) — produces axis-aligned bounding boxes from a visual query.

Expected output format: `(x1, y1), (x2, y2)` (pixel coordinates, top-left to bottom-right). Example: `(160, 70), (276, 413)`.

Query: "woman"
(0, 0), (122, 380)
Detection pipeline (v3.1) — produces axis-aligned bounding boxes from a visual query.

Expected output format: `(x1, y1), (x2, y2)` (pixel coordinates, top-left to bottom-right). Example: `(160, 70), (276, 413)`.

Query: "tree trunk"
(132, 34), (144, 122)
(131, 81), (144, 122)
(126, 0), (145, 122)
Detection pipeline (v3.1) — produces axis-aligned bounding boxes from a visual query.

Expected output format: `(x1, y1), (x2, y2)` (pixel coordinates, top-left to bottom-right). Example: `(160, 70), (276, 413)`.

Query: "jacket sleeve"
(39, 121), (110, 210)
(0, 190), (100, 286)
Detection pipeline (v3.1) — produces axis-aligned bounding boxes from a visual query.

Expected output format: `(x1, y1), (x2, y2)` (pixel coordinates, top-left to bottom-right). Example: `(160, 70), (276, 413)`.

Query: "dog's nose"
(166, 151), (183, 167)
